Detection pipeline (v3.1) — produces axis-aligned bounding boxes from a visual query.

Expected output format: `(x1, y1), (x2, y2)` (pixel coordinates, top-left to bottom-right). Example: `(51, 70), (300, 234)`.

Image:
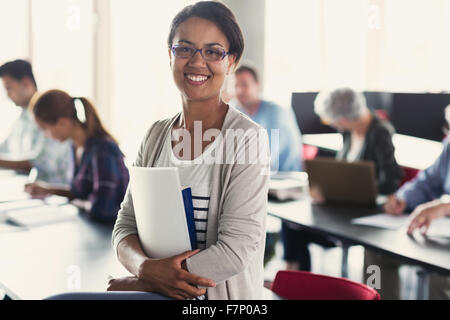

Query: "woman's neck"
(352, 112), (373, 137)
(179, 96), (228, 132)
(70, 123), (89, 149)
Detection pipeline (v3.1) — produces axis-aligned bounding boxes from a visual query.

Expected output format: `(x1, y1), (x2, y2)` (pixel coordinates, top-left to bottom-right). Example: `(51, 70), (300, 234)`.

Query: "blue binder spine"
(182, 187), (197, 250)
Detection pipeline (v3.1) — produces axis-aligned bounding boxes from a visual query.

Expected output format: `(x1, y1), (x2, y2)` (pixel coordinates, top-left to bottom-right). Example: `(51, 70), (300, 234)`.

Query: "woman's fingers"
(385, 196), (405, 215)
(421, 221), (431, 235)
(408, 214), (429, 235)
(407, 218), (419, 234)
(384, 196), (397, 213)
(180, 269), (215, 288)
(177, 280), (207, 297)
(173, 249), (201, 263)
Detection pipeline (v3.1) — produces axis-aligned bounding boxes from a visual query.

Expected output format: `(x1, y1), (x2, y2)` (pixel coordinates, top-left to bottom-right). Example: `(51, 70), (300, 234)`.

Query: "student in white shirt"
(0, 60), (72, 184)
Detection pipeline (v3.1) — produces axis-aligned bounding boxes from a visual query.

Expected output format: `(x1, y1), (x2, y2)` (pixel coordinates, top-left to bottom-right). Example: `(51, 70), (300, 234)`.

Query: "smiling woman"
(108, 1), (270, 300)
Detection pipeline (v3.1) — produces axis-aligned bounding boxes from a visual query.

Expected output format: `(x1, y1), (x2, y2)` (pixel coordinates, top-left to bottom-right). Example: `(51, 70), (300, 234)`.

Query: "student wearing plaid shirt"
(25, 89), (129, 223)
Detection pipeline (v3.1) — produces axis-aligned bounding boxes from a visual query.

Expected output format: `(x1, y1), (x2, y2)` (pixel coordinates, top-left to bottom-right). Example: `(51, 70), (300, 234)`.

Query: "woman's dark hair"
(34, 89), (117, 144)
(168, 1), (244, 66)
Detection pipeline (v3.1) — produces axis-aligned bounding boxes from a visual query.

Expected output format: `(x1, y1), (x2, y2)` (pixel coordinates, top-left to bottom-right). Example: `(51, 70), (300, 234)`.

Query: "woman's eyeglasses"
(171, 44), (229, 62)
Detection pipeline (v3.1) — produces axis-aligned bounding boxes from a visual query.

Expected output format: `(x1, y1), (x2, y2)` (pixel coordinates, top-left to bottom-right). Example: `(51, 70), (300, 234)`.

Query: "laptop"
(304, 158), (377, 205)
(129, 167), (193, 259)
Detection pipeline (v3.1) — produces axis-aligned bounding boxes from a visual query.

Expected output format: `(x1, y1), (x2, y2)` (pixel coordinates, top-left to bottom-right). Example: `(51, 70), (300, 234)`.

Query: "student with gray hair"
(282, 87), (403, 275)
(314, 87), (402, 193)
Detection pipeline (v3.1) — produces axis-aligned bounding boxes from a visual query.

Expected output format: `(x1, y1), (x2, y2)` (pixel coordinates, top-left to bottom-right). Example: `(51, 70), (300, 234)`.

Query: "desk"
(0, 170), (131, 300)
(303, 133), (444, 171)
(0, 173), (279, 300)
(0, 211), (130, 300)
(268, 199), (450, 298)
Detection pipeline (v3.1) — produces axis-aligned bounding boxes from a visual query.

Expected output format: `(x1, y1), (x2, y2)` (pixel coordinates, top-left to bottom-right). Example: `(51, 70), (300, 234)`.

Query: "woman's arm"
(117, 234), (215, 300)
(372, 129), (402, 195)
(186, 129), (270, 284)
(80, 151), (123, 221)
(24, 182), (74, 199)
(397, 142), (450, 209)
(407, 199), (450, 234)
(0, 159), (33, 171)
(112, 127), (214, 299)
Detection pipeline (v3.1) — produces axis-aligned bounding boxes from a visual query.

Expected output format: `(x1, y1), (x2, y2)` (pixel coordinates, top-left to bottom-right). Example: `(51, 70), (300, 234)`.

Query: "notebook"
(129, 167), (197, 259)
(0, 199), (44, 213)
(6, 204), (78, 227)
(269, 172), (309, 201)
(352, 214), (450, 238)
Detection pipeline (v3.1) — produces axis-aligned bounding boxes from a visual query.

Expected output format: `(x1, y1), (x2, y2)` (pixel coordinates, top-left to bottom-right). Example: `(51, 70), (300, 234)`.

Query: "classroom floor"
(263, 233), (422, 300)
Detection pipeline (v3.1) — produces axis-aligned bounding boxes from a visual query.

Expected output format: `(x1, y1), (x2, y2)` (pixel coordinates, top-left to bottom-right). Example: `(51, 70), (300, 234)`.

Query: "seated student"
(0, 60), (72, 184)
(282, 88), (403, 272)
(377, 142), (450, 300)
(314, 88), (403, 192)
(234, 65), (303, 266)
(234, 65), (303, 172)
(107, 1), (269, 300)
(24, 90), (129, 223)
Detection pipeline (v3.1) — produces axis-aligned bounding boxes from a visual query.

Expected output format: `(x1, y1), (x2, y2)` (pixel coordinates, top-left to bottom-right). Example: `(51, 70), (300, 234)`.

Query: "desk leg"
(341, 244), (350, 278)
(416, 268), (429, 300)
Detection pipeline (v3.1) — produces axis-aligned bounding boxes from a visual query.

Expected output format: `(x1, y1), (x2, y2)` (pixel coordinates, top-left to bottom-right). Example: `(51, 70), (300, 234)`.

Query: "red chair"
(400, 167), (420, 186)
(271, 270), (380, 300)
(375, 109), (389, 120)
(303, 144), (319, 160)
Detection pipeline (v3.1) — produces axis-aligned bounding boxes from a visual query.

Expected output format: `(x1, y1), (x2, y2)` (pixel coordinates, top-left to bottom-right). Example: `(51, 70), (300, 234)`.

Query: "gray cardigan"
(112, 107), (270, 300)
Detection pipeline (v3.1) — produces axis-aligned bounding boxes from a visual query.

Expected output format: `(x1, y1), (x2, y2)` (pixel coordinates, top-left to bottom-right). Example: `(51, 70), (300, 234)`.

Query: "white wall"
(223, 0), (266, 85)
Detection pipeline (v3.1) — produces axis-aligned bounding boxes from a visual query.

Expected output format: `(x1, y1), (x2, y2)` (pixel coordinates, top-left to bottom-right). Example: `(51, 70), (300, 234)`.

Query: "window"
(0, 0), (29, 141)
(264, 0), (450, 108)
(109, 0), (196, 159)
(31, 0), (95, 97)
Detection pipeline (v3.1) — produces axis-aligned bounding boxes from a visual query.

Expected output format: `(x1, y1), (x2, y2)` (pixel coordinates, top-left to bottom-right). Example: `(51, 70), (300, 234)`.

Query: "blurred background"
(2, 0), (450, 160)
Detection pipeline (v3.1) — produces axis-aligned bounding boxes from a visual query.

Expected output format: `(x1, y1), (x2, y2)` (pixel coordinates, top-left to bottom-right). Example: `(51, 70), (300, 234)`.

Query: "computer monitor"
(291, 92), (336, 134)
(364, 91), (393, 112)
(390, 93), (450, 141)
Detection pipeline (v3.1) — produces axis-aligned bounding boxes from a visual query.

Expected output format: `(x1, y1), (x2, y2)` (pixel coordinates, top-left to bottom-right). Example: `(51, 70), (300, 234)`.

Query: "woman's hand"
(24, 182), (50, 198)
(384, 195), (406, 216)
(407, 200), (447, 235)
(309, 186), (325, 204)
(138, 249), (216, 300)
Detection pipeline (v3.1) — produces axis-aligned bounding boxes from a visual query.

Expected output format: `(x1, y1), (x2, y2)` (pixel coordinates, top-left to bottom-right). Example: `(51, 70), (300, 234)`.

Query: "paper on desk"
(0, 199), (44, 212)
(6, 205), (77, 228)
(352, 214), (450, 238)
(426, 217), (450, 238)
(351, 214), (409, 230)
(0, 222), (26, 233)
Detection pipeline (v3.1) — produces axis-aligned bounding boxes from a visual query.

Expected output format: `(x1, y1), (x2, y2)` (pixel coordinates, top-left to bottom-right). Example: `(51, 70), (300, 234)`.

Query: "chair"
(271, 270), (380, 300)
(375, 109), (389, 121)
(400, 167), (419, 186)
(302, 144), (319, 160)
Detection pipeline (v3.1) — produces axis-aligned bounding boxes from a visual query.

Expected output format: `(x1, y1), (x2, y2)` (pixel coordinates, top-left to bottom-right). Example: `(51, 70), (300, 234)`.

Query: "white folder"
(129, 167), (192, 259)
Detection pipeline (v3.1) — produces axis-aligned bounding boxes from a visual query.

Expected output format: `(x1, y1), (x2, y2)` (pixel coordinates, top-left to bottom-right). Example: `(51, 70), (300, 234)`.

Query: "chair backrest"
(400, 167), (420, 186)
(271, 270), (380, 300)
(303, 144), (319, 161)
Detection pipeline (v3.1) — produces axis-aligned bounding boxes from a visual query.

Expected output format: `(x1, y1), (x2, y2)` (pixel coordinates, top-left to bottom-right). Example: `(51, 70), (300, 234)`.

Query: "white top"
(346, 135), (365, 162)
(155, 130), (220, 250)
